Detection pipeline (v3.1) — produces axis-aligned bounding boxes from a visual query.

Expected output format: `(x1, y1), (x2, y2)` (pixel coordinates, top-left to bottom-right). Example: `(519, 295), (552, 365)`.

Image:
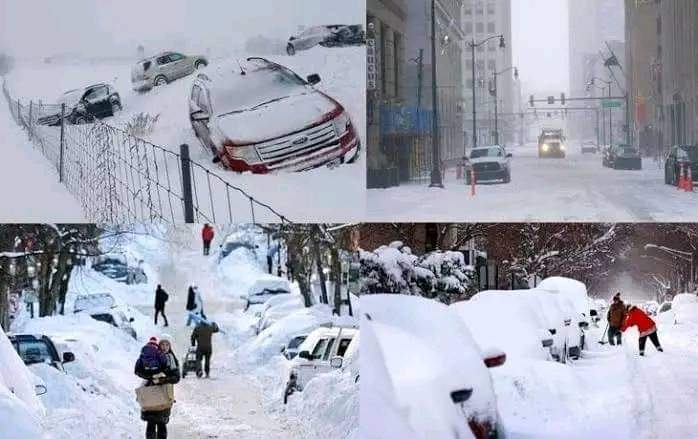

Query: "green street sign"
(602, 100), (621, 108)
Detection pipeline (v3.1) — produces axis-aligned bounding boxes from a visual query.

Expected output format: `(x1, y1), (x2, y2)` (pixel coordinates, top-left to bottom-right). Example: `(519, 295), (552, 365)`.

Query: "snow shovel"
(598, 323), (609, 345)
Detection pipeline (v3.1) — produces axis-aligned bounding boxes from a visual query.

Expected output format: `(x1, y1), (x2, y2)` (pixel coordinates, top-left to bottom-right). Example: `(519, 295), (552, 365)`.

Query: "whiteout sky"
(512, 0), (569, 95)
(0, 0), (364, 58)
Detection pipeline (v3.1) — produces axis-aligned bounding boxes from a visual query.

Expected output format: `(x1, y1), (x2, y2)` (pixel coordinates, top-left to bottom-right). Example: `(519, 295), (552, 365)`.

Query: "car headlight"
(542, 144), (550, 152)
(333, 112), (351, 136)
(560, 144), (566, 151)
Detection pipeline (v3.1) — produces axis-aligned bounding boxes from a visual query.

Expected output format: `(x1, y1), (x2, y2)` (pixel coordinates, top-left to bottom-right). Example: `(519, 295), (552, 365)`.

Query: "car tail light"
(483, 352), (506, 368)
(468, 419), (496, 439)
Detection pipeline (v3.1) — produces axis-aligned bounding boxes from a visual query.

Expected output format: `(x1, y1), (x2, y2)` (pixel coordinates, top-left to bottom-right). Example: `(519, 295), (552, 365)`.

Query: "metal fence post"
(17, 100), (21, 126)
(28, 101), (33, 139)
(179, 144), (195, 223)
(59, 103), (66, 182)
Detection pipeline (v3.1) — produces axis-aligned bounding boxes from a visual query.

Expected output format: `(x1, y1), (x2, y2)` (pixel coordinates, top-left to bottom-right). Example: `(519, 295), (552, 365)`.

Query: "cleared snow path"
(137, 236), (302, 439)
(0, 86), (83, 221)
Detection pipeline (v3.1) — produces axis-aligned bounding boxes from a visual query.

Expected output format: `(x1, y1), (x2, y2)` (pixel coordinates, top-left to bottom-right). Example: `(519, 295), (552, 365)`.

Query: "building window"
(487, 22), (495, 33)
(464, 22), (473, 34)
(476, 22), (484, 33)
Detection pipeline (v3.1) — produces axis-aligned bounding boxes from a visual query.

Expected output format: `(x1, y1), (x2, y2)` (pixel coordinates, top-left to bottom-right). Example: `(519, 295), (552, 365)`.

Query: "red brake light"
(484, 352), (506, 368)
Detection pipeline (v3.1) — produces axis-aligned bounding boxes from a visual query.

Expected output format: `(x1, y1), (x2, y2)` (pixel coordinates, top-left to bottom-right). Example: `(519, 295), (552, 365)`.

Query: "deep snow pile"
(0, 328), (45, 438)
(12, 313), (144, 439)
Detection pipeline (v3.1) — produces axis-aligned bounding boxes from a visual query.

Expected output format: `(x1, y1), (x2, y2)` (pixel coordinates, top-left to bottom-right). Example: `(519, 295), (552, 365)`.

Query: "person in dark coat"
(154, 285), (169, 327)
(201, 224), (214, 256)
(185, 286), (205, 326)
(135, 335), (180, 439)
(606, 293), (626, 346)
(191, 321), (219, 378)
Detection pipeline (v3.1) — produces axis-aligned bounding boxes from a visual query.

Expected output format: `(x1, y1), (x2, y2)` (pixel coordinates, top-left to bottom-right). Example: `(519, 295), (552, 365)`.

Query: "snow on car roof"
(538, 277), (590, 317)
(248, 275), (291, 296)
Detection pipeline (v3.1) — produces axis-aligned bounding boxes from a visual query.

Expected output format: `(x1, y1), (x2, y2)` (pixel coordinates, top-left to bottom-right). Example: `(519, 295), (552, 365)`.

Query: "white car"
(668, 294), (698, 324)
(465, 145), (512, 184)
(362, 294), (504, 439)
(245, 275), (292, 309)
(73, 294), (137, 340)
(286, 26), (334, 55)
(255, 294), (304, 334)
(288, 324), (358, 391)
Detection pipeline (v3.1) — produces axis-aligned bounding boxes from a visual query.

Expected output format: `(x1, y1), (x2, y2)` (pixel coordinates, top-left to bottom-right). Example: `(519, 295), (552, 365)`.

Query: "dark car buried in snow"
(37, 84), (122, 126)
(665, 145), (698, 186)
(465, 145), (512, 184)
(286, 25), (365, 56)
(603, 144), (642, 170)
(9, 334), (75, 373)
(189, 57), (360, 173)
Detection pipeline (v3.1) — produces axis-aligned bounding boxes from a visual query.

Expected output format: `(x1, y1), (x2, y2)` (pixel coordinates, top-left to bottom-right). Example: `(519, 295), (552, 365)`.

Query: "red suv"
(188, 57), (360, 173)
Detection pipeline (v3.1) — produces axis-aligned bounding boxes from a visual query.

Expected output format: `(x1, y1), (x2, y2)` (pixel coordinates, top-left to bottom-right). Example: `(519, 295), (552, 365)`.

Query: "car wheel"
(75, 115), (88, 125)
(664, 166), (670, 184)
(503, 169), (511, 184)
(195, 60), (207, 70)
(154, 75), (168, 87)
(111, 101), (121, 115)
(286, 44), (296, 56)
(346, 145), (361, 164)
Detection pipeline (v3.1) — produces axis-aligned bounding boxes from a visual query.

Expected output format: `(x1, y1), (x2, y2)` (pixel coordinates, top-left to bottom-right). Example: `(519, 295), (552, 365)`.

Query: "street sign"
(367, 38), (377, 90)
(602, 100), (622, 108)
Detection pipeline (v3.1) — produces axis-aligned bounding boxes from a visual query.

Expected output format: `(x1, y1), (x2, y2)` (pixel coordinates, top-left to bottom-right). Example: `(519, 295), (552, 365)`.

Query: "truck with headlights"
(538, 129), (566, 158)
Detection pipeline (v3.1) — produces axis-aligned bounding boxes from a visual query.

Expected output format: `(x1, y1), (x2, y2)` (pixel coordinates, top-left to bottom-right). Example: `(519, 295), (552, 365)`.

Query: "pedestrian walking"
(190, 320), (219, 378)
(134, 335), (180, 439)
(185, 286), (205, 326)
(621, 305), (664, 356)
(154, 285), (169, 327)
(606, 293), (626, 346)
(202, 224), (214, 256)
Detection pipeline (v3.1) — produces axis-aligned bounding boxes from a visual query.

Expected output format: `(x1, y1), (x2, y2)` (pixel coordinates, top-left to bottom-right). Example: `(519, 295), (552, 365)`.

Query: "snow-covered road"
(367, 143), (698, 222)
(4, 46), (366, 222)
(494, 321), (698, 438)
(135, 233), (303, 438)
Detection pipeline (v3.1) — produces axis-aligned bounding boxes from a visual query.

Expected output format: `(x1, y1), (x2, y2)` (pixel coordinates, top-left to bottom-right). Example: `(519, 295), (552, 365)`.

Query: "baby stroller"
(182, 347), (203, 378)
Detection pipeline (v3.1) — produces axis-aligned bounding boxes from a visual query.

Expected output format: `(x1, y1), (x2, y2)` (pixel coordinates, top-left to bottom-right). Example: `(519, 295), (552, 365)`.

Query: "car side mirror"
(307, 74), (321, 85)
(541, 338), (554, 348)
(62, 352), (75, 363)
(483, 350), (507, 368)
(506, 153), (513, 158)
(34, 384), (47, 396)
(129, 317), (135, 322)
(191, 110), (209, 122)
(579, 321), (589, 329)
(298, 350), (311, 360)
(590, 309), (598, 317)
(330, 356), (343, 369)
(450, 388), (473, 404)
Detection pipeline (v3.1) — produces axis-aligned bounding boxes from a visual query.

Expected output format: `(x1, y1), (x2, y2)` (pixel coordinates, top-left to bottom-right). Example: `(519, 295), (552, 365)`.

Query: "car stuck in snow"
(36, 83), (122, 126)
(286, 25), (365, 56)
(465, 145), (512, 184)
(131, 51), (208, 92)
(188, 57), (360, 173)
(8, 333), (76, 373)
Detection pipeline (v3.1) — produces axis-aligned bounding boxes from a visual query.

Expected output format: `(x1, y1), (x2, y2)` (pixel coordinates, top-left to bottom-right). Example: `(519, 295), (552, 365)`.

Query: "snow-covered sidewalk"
(0, 89), (83, 221)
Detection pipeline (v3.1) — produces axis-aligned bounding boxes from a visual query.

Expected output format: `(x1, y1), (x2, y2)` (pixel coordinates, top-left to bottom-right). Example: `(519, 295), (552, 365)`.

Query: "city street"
(366, 143), (698, 222)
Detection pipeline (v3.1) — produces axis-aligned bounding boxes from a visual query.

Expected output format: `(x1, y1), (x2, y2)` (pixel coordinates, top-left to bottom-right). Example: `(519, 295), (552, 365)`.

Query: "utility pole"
(416, 49), (424, 108)
(429, 0), (443, 188)
(470, 41), (476, 154)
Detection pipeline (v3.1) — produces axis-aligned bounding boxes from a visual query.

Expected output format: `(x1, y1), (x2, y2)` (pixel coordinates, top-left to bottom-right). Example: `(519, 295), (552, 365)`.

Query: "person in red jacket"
(621, 305), (664, 356)
(201, 224), (214, 256)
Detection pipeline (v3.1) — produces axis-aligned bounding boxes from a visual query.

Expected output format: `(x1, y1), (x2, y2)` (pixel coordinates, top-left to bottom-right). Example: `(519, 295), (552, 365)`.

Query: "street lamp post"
(588, 77), (613, 146)
(429, 0), (443, 188)
(468, 34), (505, 157)
(492, 66), (518, 145)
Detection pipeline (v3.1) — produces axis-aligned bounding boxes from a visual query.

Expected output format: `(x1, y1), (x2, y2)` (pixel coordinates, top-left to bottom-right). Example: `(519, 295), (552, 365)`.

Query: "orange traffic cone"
(687, 165), (694, 192)
(678, 163), (687, 190)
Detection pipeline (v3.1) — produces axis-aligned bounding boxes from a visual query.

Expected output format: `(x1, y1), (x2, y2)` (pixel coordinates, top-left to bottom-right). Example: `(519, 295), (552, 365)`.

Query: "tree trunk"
(311, 230), (329, 305)
(38, 252), (54, 317)
(0, 260), (10, 331)
(288, 246), (313, 308)
(330, 246), (342, 315)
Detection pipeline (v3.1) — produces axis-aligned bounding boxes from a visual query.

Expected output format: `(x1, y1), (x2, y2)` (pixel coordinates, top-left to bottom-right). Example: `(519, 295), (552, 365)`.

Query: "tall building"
(366, 0), (408, 187)
(404, 0), (465, 162)
(624, 0), (661, 154)
(568, 0), (625, 140)
(658, 1), (698, 147)
(461, 0), (515, 148)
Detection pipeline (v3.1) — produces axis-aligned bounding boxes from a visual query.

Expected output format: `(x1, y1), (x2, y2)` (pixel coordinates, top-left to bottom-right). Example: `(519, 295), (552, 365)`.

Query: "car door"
(81, 86), (110, 119)
(156, 54), (175, 79)
(296, 337), (328, 387)
(194, 86), (218, 155)
(168, 53), (189, 79)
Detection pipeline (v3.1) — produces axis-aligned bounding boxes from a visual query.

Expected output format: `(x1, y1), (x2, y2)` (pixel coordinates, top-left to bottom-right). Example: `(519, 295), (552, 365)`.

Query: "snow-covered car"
(287, 25), (365, 55)
(288, 324), (358, 391)
(642, 300), (660, 316)
(363, 294), (504, 439)
(603, 144), (642, 170)
(669, 293), (698, 324)
(92, 254), (147, 285)
(131, 51), (208, 92)
(8, 334), (75, 373)
(452, 290), (556, 362)
(36, 84), (122, 126)
(218, 240), (257, 262)
(245, 275), (292, 310)
(465, 145), (512, 184)
(665, 145), (698, 186)
(73, 294), (137, 340)
(255, 294), (304, 334)
(581, 140), (598, 154)
(189, 57), (360, 173)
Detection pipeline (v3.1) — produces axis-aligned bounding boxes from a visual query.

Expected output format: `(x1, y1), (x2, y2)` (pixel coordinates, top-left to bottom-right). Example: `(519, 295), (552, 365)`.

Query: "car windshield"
(619, 147), (638, 155)
(215, 65), (308, 116)
(678, 146), (698, 161)
(256, 288), (289, 296)
(57, 89), (83, 106)
(288, 336), (307, 349)
(91, 313), (116, 325)
(470, 147), (503, 159)
(13, 339), (55, 365)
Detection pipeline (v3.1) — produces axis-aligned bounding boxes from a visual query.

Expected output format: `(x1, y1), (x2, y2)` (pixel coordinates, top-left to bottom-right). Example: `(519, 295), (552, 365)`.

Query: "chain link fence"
(2, 81), (290, 224)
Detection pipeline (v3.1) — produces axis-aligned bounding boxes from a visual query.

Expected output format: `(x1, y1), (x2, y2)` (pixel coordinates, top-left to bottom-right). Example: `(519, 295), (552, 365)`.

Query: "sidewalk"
(0, 97), (83, 221)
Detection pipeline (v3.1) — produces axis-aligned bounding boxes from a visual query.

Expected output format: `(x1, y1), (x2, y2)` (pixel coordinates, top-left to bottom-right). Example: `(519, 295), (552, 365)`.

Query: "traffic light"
(529, 95), (535, 107)
(561, 93), (566, 105)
